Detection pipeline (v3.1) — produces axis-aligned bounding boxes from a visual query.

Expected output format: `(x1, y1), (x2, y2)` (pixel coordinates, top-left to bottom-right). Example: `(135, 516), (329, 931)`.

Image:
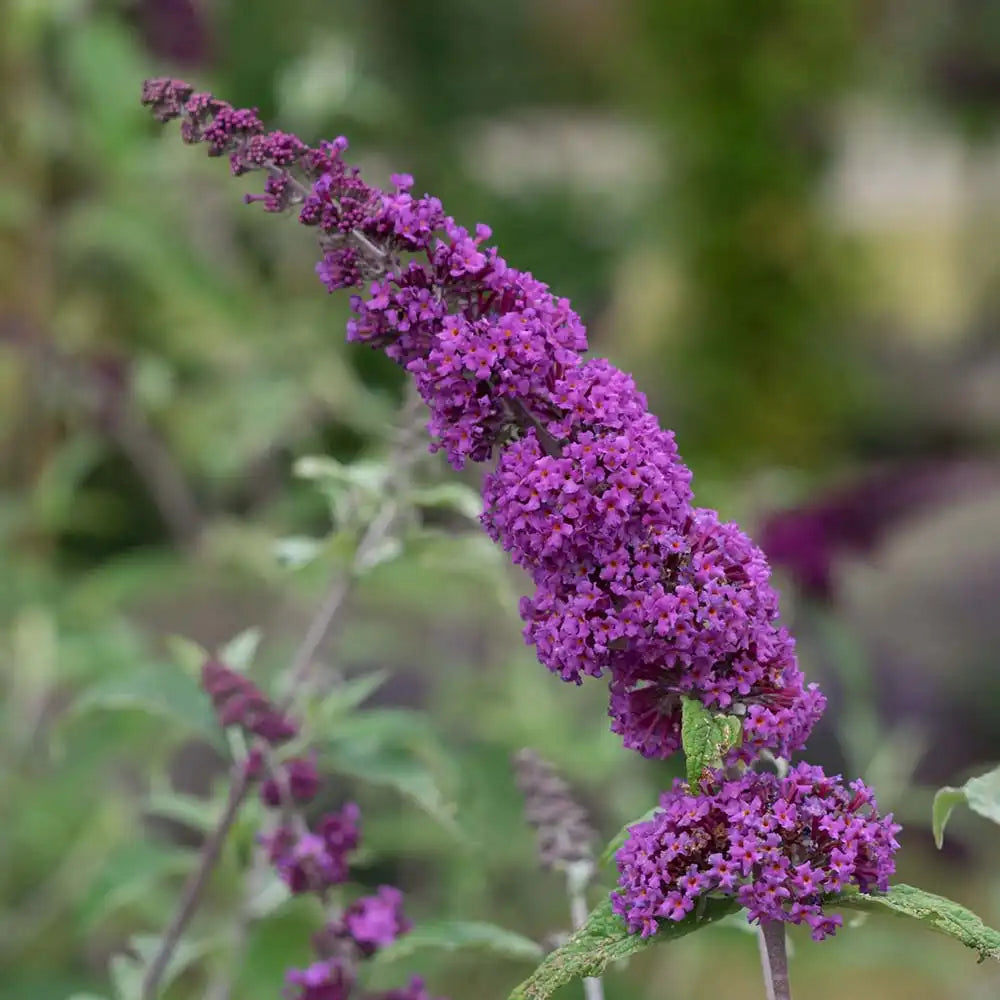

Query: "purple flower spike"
(145, 78), (830, 760)
(613, 764), (901, 941)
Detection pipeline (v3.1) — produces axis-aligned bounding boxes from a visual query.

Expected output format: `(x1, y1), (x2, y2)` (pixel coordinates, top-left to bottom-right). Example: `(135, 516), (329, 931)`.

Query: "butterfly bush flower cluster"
(201, 659), (441, 1000)
(143, 77), (823, 764)
(149, 80), (900, 945)
(612, 764), (900, 940)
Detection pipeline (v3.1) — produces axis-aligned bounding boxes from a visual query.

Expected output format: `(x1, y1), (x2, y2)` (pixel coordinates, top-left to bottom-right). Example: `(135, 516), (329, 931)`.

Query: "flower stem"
(141, 765), (249, 1000)
(566, 862), (604, 1000)
(757, 920), (792, 1000)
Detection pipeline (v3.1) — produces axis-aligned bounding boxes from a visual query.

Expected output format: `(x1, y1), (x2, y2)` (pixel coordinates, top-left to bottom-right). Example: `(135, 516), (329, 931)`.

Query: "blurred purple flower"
(759, 462), (974, 599)
(135, 0), (210, 68)
(201, 658), (297, 744)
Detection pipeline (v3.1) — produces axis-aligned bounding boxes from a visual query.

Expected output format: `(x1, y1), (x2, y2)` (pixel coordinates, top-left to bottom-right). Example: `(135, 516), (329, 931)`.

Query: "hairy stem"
(758, 920), (791, 1000)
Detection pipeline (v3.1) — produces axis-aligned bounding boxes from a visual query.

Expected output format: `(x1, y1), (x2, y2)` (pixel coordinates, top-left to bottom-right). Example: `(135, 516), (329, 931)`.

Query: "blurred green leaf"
(506, 895), (739, 1000)
(144, 789), (223, 834)
(310, 670), (390, 730)
(833, 883), (1000, 962)
(933, 765), (1000, 848)
(409, 483), (483, 522)
(78, 841), (190, 930)
(376, 920), (543, 964)
(70, 662), (223, 747)
(933, 787), (969, 850)
(110, 934), (218, 1000)
(164, 635), (208, 679)
(274, 535), (325, 569)
(963, 767), (1000, 826)
(218, 627), (264, 672)
(355, 535), (403, 575)
(322, 739), (459, 837)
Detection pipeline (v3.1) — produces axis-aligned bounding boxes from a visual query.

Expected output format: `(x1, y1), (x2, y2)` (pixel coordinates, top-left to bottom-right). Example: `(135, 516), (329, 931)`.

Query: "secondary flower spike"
(143, 78), (824, 762)
(612, 764), (901, 941)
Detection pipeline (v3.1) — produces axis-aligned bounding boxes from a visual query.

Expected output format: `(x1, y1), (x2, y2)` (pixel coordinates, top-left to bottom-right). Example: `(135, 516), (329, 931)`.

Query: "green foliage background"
(3, 1), (1000, 998)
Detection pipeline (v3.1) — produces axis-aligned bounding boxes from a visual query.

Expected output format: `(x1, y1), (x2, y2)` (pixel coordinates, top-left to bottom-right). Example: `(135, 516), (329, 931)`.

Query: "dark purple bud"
(200, 658), (297, 745)
(260, 754), (321, 808)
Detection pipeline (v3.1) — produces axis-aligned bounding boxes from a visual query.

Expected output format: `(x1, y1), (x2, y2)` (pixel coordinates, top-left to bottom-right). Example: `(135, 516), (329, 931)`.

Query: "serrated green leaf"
(932, 786), (967, 849)
(506, 895), (740, 1000)
(833, 883), (1000, 962)
(218, 627), (263, 672)
(70, 663), (223, 746)
(377, 920), (543, 964)
(680, 696), (742, 787)
(598, 804), (663, 868)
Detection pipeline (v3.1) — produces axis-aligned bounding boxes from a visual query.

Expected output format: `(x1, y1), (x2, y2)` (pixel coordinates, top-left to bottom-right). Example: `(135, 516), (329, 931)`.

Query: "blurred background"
(3, 0), (1000, 997)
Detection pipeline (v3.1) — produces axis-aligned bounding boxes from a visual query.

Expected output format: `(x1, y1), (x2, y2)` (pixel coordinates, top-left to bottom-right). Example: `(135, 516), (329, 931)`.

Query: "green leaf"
(932, 787), (967, 849)
(78, 841), (190, 930)
(110, 934), (218, 1000)
(143, 789), (223, 833)
(377, 920), (543, 964)
(409, 483), (483, 522)
(598, 803), (663, 869)
(833, 884), (1000, 962)
(506, 895), (739, 1000)
(218, 627), (263, 672)
(322, 740), (459, 837)
(311, 670), (390, 726)
(274, 535), (324, 569)
(961, 766), (1000, 827)
(164, 635), (208, 679)
(680, 696), (742, 787)
(933, 764), (1000, 848)
(355, 535), (403, 574)
(70, 662), (223, 746)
